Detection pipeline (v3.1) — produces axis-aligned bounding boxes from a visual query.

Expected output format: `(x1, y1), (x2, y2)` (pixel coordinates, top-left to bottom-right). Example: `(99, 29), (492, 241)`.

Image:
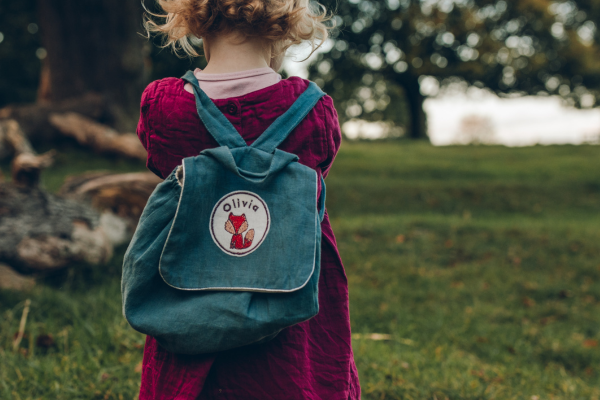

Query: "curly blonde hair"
(144, 0), (332, 58)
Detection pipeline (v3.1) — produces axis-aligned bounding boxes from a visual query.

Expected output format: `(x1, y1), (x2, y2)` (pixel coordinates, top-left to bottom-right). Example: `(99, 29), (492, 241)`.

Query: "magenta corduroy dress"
(136, 75), (361, 400)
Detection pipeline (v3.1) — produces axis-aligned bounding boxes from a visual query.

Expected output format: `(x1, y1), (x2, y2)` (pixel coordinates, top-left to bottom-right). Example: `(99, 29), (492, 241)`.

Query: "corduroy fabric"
(136, 76), (360, 400)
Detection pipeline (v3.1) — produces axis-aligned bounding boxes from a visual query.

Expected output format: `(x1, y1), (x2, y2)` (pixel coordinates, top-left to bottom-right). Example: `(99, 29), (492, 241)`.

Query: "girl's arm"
(137, 81), (163, 178)
(319, 95), (342, 178)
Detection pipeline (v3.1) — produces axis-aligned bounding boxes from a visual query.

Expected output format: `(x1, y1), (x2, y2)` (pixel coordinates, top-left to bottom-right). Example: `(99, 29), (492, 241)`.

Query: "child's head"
(146, 0), (331, 65)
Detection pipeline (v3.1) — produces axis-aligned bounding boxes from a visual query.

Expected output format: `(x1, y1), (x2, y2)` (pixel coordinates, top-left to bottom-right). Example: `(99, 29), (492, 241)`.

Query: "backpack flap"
(158, 146), (319, 293)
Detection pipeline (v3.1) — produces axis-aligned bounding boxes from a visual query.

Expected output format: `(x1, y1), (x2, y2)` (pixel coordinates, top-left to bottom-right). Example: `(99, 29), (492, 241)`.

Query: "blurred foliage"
(310, 0), (600, 138)
(2, 0), (599, 140)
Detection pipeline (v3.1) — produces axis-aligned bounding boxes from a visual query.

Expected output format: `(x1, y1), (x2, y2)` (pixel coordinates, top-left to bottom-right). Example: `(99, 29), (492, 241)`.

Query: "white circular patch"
(210, 191), (270, 257)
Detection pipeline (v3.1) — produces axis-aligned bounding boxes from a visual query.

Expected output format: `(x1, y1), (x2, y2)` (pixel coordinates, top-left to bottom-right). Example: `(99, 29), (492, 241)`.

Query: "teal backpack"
(121, 71), (326, 355)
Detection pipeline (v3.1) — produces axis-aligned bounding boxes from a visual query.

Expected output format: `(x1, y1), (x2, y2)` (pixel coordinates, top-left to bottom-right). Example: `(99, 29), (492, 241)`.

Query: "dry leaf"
(134, 361), (143, 373)
(352, 333), (391, 341)
(522, 297), (535, 307)
(36, 333), (55, 349)
(513, 257), (522, 266)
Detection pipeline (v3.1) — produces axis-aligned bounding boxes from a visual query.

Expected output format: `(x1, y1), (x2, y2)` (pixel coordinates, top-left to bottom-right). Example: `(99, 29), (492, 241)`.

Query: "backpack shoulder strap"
(250, 82), (325, 154)
(181, 71), (247, 149)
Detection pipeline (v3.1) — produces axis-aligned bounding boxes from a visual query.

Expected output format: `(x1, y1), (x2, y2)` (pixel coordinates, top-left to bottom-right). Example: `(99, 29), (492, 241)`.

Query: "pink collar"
(186, 67), (282, 100)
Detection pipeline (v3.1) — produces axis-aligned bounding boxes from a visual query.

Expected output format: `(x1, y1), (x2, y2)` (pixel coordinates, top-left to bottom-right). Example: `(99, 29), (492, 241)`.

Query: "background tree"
(36, 0), (148, 130)
(0, 0), (41, 107)
(310, 0), (600, 139)
(0, 0), (200, 131)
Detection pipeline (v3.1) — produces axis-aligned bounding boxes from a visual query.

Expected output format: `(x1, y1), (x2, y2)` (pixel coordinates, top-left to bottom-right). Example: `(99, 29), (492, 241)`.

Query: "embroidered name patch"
(210, 191), (270, 256)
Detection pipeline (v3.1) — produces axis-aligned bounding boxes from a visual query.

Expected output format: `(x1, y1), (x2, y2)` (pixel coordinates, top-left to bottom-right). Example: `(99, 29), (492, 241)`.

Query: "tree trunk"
(37, 0), (147, 131)
(402, 77), (429, 140)
(59, 171), (162, 235)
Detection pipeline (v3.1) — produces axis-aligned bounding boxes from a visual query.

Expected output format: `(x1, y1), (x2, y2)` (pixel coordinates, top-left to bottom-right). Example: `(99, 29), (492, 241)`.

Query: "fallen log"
(0, 119), (35, 159)
(0, 181), (115, 273)
(0, 120), (123, 277)
(11, 152), (55, 187)
(0, 93), (105, 143)
(0, 119), (56, 186)
(0, 119), (159, 289)
(49, 112), (146, 161)
(59, 171), (162, 237)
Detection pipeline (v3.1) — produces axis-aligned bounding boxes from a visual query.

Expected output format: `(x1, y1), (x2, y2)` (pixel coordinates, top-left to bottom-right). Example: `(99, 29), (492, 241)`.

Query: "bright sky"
(283, 47), (600, 146)
(425, 89), (600, 146)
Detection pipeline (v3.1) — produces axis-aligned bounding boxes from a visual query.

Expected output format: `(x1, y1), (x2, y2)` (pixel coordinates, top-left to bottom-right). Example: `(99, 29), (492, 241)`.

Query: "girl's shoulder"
(279, 76), (338, 114)
(140, 75), (336, 116)
(140, 77), (186, 108)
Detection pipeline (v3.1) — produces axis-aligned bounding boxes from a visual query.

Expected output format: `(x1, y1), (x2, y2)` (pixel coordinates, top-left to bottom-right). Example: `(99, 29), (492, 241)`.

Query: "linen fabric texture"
(135, 74), (361, 400)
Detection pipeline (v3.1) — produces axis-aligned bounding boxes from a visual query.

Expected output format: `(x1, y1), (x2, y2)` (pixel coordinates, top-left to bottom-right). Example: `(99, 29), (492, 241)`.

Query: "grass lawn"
(1, 142), (599, 399)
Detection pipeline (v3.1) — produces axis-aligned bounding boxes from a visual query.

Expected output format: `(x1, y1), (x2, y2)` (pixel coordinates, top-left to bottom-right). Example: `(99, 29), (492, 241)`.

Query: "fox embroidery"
(224, 213), (255, 249)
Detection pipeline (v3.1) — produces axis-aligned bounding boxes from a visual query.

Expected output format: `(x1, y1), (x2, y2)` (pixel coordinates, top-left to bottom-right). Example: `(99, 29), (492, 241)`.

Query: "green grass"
(1, 142), (600, 399)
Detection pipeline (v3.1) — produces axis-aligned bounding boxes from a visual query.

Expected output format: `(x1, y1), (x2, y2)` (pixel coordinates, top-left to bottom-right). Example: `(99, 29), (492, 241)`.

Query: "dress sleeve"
(136, 81), (163, 178)
(319, 95), (342, 178)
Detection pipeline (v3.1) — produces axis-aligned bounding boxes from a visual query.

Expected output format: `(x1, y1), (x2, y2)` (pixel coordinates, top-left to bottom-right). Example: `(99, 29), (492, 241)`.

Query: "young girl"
(136, 0), (360, 398)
